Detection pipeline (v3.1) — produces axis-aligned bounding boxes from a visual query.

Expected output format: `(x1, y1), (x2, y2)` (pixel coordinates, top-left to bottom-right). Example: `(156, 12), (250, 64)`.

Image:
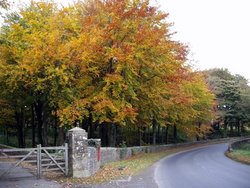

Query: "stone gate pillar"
(67, 127), (101, 178)
(67, 127), (89, 178)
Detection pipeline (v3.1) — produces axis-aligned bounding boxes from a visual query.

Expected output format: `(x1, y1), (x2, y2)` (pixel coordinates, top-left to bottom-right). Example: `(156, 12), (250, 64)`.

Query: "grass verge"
(47, 143), (214, 186)
(226, 143), (250, 165)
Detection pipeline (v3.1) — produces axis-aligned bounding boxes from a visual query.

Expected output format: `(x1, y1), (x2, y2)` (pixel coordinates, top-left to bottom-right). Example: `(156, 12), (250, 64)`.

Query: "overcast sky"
(157, 0), (250, 81)
(2, 0), (250, 81)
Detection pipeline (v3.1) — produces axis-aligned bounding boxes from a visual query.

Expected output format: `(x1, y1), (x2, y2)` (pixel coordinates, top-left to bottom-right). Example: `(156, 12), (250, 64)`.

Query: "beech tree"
(0, 0), (215, 147)
(55, 0), (190, 145)
(163, 68), (214, 142)
(0, 1), (68, 146)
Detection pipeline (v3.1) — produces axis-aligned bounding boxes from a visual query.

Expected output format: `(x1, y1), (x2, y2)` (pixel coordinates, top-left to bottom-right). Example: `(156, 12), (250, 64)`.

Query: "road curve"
(155, 143), (250, 188)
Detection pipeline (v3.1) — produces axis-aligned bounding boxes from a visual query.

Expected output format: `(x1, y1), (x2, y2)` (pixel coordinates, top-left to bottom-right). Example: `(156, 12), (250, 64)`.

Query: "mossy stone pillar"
(67, 127), (89, 177)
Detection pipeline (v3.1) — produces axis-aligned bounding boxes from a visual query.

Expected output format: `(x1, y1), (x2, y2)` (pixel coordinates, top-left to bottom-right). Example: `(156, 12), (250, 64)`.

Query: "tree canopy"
(205, 68), (250, 137)
(0, 0), (216, 147)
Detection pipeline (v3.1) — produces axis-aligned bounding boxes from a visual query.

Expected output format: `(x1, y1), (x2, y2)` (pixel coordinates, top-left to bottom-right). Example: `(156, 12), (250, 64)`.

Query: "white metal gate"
(0, 143), (68, 179)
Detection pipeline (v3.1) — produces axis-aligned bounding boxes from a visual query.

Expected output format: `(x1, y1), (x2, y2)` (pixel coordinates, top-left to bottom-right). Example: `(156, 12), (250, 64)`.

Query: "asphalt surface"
(155, 143), (250, 188)
(0, 163), (61, 188)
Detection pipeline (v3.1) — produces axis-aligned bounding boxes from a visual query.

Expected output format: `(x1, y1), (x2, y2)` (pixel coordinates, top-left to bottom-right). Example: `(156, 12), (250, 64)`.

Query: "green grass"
(233, 150), (250, 157)
(226, 143), (250, 165)
(238, 143), (250, 150)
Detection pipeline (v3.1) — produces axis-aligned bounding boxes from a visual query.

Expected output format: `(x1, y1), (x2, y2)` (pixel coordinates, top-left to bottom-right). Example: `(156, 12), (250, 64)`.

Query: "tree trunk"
(161, 127), (164, 144)
(223, 118), (228, 137)
(81, 118), (89, 132)
(100, 123), (108, 147)
(217, 122), (222, 137)
(4, 124), (9, 144)
(142, 127), (146, 144)
(196, 122), (201, 141)
(152, 118), (156, 145)
(165, 126), (169, 144)
(34, 100), (49, 146)
(237, 125), (240, 136)
(31, 105), (36, 147)
(15, 108), (25, 148)
(108, 124), (116, 147)
(113, 124), (117, 146)
(35, 100), (44, 146)
(147, 126), (151, 144)
(54, 125), (57, 146)
(57, 126), (64, 146)
(89, 114), (94, 138)
(42, 103), (48, 146)
(240, 121), (244, 135)
(173, 125), (177, 143)
(237, 120), (241, 136)
(53, 118), (58, 146)
(138, 127), (142, 146)
(157, 124), (160, 144)
(230, 123), (233, 136)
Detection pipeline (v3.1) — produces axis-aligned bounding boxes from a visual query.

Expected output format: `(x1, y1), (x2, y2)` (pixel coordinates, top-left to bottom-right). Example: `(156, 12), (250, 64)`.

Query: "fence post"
(37, 144), (41, 179)
(64, 143), (68, 176)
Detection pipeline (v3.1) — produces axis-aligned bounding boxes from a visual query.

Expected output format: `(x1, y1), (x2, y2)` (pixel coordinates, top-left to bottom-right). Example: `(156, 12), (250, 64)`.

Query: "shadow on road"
(0, 162), (62, 188)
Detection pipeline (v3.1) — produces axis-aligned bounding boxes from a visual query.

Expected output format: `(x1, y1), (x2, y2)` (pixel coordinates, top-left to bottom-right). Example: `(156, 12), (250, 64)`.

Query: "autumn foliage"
(0, 0), (214, 147)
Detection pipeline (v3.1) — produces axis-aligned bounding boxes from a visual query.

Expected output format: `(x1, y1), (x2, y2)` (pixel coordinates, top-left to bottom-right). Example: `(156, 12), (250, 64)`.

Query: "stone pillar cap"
(68, 127), (86, 132)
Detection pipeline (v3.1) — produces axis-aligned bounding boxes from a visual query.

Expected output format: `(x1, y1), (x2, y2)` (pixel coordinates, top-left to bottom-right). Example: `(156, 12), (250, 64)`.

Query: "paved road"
(0, 163), (61, 188)
(155, 143), (250, 188)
